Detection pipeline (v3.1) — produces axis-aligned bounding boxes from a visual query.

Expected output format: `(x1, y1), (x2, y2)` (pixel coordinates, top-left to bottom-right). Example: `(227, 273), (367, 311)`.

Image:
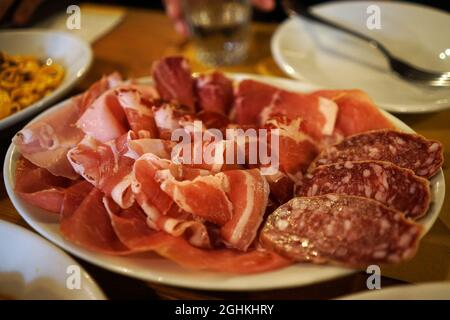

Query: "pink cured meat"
(67, 134), (135, 209)
(60, 184), (132, 254)
(234, 79), (278, 126)
(298, 161), (431, 219)
(235, 80), (338, 141)
(195, 71), (233, 115)
(13, 73), (123, 180)
(311, 130), (444, 178)
(234, 80), (395, 139)
(264, 115), (319, 174)
(132, 154), (212, 248)
(260, 194), (422, 266)
(311, 90), (395, 136)
(77, 88), (128, 142)
(73, 72), (123, 113)
(15, 158), (73, 213)
(13, 100), (84, 179)
(61, 183), (291, 272)
(116, 87), (159, 138)
(159, 171), (233, 225)
(152, 102), (195, 140)
(77, 84), (159, 142)
(220, 169), (270, 251)
(152, 56), (196, 112)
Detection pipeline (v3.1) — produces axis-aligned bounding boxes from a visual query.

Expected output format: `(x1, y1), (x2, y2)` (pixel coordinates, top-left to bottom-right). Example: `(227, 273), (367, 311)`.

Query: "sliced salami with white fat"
(298, 161), (430, 219)
(311, 130), (443, 178)
(260, 194), (422, 267)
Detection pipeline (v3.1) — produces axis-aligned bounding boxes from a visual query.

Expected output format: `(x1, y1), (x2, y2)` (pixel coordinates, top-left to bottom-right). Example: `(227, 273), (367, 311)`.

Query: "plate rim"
(0, 29), (93, 130)
(271, 1), (450, 114)
(2, 73), (445, 291)
(0, 219), (106, 300)
(337, 281), (450, 300)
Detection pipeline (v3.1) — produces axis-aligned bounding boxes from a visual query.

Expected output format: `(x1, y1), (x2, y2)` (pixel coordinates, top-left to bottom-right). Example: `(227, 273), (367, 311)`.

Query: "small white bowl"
(0, 29), (92, 130)
(0, 219), (105, 300)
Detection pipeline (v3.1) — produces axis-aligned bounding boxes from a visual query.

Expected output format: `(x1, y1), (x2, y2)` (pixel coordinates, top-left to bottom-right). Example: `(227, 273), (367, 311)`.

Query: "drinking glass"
(183, 0), (252, 65)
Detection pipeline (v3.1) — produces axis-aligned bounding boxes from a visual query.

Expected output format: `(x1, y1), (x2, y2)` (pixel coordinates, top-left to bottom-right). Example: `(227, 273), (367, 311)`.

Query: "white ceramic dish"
(339, 282), (450, 300)
(0, 219), (105, 300)
(0, 29), (92, 130)
(3, 74), (445, 291)
(271, 1), (450, 113)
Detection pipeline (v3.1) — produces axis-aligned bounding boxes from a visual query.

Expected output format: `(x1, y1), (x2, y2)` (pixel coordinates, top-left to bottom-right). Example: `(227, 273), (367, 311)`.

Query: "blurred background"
(0, 0), (448, 28)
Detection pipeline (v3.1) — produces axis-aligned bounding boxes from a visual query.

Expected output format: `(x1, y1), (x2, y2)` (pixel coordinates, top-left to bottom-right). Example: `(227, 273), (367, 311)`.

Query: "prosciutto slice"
(60, 184), (131, 254)
(311, 89), (395, 136)
(116, 87), (159, 138)
(264, 115), (319, 174)
(13, 73), (123, 180)
(77, 84), (159, 143)
(220, 169), (270, 251)
(234, 80), (338, 141)
(104, 197), (292, 273)
(152, 56), (196, 112)
(132, 154), (211, 248)
(158, 171), (233, 225)
(14, 158), (73, 213)
(195, 71), (233, 115)
(67, 134), (135, 209)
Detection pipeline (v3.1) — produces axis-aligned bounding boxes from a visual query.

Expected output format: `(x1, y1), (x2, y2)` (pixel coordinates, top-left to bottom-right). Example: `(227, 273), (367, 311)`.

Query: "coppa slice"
(260, 194), (422, 267)
(311, 130), (443, 178)
(298, 161), (430, 219)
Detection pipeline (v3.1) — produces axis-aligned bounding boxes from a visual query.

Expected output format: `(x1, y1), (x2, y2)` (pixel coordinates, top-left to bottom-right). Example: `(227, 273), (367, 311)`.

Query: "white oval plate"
(0, 219), (105, 300)
(271, 1), (450, 113)
(0, 30), (92, 130)
(3, 74), (445, 291)
(339, 282), (450, 300)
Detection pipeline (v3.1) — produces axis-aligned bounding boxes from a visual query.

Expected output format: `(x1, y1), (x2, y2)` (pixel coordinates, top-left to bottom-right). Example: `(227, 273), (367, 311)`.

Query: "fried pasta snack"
(0, 52), (64, 119)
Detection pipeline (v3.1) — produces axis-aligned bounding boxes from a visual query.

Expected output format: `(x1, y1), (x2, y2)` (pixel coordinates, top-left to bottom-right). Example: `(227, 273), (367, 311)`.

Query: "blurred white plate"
(0, 30), (92, 130)
(271, 1), (450, 113)
(0, 219), (105, 300)
(339, 282), (450, 300)
(3, 74), (445, 291)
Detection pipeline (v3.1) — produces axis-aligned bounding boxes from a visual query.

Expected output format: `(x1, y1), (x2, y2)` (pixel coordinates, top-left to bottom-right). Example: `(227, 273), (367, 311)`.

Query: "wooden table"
(1, 6), (449, 299)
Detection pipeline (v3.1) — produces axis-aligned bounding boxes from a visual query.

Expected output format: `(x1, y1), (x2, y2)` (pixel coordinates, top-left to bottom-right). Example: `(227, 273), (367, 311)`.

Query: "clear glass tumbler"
(183, 0), (252, 66)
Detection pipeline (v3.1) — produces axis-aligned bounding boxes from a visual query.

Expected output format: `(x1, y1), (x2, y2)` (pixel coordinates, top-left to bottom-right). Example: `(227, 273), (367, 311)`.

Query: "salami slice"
(298, 161), (430, 219)
(260, 194), (422, 267)
(311, 130), (443, 178)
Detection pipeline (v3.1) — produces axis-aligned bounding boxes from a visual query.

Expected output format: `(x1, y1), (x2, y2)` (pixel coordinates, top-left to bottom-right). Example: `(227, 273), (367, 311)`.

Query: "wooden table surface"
(1, 6), (449, 299)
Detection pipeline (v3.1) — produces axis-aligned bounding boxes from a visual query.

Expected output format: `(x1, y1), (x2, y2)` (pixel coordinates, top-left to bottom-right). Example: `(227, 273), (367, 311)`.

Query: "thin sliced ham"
(132, 154), (212, 247)
(311, 89), (395, 136)
(264, 115), (319, 174)
(195, 71), (233, 115)
(67, 134), (135, 209)
(152, 236), (292, 273)
(234, 80), (338, 141)
(60, 184), (131, 254)
(152, 56), (196, 112)
(116, 87), (158, 138)
(77, 84), (159, 143)
(14, 158), (73, 213)
(76, 88), (128, 142)
(73, 72), (123, 113)
(126, 138), (175, 160)
(158, 170), (232, 225)
(220, 169), (270, 251)
(13, 100), (84, 179)
(102, 198), (292, 273)
(13, 73), (123, 180)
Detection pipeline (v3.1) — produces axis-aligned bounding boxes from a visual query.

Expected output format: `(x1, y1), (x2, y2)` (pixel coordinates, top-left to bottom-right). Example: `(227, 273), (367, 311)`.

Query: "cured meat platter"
(3, 57), (445, 290)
